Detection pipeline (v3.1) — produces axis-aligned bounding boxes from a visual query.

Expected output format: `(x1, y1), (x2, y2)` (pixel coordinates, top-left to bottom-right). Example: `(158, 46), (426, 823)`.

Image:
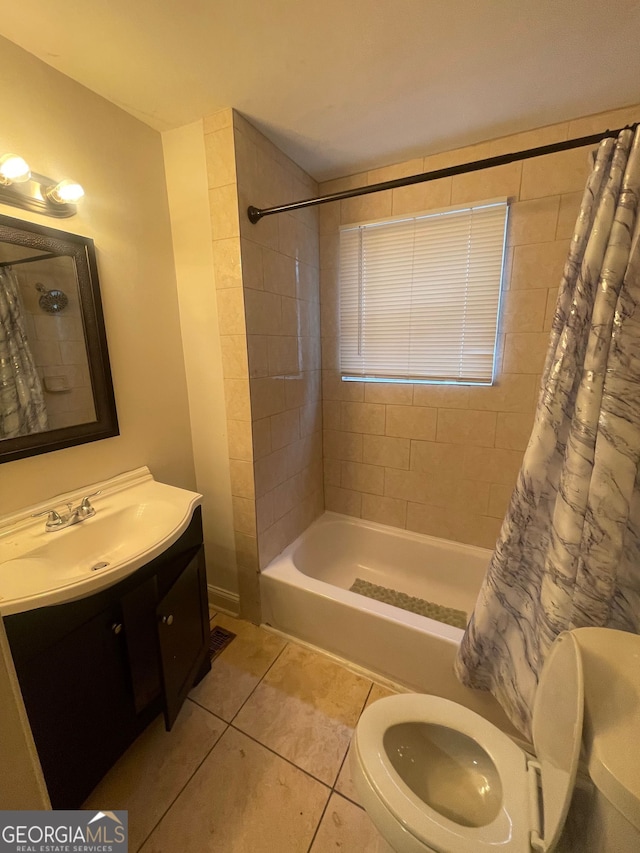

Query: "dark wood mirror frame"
(0, 213), (119, 463)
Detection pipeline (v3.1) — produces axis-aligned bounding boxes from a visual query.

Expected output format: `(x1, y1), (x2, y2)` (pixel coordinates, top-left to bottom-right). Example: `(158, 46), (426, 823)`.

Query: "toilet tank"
(571, 627), (640, 852)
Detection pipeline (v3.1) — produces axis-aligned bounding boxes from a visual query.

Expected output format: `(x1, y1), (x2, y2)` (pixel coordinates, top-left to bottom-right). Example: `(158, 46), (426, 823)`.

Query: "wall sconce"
(0, 153), (84, 218)
(0, 154), (31, 184)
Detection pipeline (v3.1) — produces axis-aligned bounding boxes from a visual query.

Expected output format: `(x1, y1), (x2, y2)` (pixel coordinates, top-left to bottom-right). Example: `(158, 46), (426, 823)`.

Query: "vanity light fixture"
(0, 154), (31, 185)
(45, 179), (85, 206)
(0, 152), (84, 218)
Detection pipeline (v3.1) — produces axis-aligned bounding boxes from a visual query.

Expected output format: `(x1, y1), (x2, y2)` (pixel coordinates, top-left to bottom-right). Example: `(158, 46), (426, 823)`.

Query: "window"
(339, 199), (509, 385)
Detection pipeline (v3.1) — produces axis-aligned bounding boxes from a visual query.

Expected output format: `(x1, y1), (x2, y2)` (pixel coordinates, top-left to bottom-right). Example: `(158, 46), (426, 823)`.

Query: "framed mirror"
(0, 213), (118, 463)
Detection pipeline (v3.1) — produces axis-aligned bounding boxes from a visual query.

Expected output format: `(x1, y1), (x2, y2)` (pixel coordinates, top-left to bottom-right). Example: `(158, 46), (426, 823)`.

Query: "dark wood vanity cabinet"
(4, 508), (211, 809)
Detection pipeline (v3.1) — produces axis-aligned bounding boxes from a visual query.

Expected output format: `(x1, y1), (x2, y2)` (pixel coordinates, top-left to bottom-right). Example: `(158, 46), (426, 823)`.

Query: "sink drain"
(91, 561), (110, 572)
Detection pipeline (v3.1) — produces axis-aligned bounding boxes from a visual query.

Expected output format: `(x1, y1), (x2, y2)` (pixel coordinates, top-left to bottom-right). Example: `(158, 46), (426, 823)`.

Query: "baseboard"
(207, 584), (240, 616)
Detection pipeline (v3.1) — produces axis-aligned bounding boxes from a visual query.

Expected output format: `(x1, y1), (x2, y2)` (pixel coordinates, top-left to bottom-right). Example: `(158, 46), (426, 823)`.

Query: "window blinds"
(339, 199), (508, 385)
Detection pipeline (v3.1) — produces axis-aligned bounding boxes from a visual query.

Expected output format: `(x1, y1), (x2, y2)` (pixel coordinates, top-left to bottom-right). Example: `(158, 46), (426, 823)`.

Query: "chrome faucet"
(32, 491), (101, 532)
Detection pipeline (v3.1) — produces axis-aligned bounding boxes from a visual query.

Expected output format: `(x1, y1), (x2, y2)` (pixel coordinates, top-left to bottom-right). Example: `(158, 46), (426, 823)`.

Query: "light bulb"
(0, 154), (31, 184)
(47, 179), (85, 205)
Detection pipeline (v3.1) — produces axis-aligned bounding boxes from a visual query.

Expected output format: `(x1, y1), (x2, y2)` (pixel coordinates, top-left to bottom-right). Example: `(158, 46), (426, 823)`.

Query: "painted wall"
(0, 36), (196, 512)
(320, 103), (640, 548)
(162, 120), (238, 605)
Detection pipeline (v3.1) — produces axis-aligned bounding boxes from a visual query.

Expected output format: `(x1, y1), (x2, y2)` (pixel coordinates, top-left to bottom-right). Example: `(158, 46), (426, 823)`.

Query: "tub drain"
(91, 561), (110, 572)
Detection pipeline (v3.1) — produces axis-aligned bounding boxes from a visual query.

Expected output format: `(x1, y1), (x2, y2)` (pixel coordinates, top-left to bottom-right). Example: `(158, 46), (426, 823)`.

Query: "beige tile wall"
(205, 109), (323, 621)
(163, 120), (238, 606)
(205, 108), (258, 619)
(234, 112), (324, 570)
(319, 103), (640, 549)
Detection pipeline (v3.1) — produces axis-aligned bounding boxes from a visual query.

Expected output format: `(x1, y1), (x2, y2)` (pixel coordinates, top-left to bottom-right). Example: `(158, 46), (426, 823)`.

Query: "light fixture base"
(0, 171), (78, 218)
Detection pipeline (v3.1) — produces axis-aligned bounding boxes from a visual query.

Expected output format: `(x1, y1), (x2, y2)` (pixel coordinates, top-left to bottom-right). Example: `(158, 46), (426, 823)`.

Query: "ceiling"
(1, 1), (640, 180)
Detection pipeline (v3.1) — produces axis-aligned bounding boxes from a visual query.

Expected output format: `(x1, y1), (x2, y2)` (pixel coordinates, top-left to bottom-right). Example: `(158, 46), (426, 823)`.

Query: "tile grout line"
(326, 682), (377, 813)
(319, 681), (384, 818)
(328, 680), (374, 796)
(136, 618), (234, 852)
(305, 790), (333, 853)
(226, 635), (375, 849)
(186, 694), (228, 721)
(137, 629), (376, 850)
(134, 717), (229, 853)
(190, 624), (289, 731)
(227, 624), (362, 786)
(307, 759), (371, 853)
(136, 627), (290, 853)
(305, 680), (379, 851)
(227, 722), (333, 790)
(223, 680), (374, 805)
(331, 788), (365, 812)
(228, 637), (289, 725)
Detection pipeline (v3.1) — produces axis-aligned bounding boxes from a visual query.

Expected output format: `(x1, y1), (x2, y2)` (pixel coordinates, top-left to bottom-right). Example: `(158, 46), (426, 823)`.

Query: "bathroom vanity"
(0, 468), (210, 809)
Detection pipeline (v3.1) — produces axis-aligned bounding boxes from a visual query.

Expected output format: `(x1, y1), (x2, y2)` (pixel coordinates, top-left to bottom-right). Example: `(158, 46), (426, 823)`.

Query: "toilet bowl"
(351, 628), (640, 852)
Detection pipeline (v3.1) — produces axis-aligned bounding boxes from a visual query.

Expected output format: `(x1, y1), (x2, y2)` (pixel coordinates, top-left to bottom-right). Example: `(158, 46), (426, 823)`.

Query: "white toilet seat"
(354, 693), (534, 853)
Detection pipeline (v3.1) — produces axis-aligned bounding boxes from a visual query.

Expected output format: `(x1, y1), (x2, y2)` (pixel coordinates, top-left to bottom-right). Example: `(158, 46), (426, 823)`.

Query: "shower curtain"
(0, 267), (48, 438)
(456, 127), (640, 738)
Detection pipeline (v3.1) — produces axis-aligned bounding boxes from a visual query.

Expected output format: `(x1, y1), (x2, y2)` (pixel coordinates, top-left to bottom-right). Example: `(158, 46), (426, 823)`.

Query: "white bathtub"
(261, 511), (515, 730)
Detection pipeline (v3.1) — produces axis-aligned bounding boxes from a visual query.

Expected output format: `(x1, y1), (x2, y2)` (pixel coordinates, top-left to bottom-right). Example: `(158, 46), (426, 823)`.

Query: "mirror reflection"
(0, 214), (118, 463)
(0, 249), (96, 439)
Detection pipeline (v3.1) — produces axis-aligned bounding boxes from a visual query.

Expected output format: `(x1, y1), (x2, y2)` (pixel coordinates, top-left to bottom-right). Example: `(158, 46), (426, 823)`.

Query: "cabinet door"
(156, 546), (209, 729)
(16, 602), (137, 808)
(121, 575), (162, 713)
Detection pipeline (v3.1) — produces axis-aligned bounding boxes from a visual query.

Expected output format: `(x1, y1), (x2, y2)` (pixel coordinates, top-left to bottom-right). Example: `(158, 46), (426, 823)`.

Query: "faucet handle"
(78, 490), (101, 515)
(80, 490), (101, 509)
(32, 508), (64, 526)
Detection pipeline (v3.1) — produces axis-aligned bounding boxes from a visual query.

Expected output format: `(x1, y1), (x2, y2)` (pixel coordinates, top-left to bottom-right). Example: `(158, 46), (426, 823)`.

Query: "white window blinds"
(339, 199), (508, 385)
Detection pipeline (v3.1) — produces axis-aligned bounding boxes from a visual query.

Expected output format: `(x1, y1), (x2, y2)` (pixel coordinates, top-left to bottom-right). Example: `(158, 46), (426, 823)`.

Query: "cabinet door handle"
(111, 622), (123, 635)
(160, 614), (174, 626)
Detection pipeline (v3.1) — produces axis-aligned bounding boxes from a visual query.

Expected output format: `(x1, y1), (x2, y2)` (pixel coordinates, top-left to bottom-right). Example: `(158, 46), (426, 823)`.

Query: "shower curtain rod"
(247, 122), (638, 223)
(0, 251), (58, 269)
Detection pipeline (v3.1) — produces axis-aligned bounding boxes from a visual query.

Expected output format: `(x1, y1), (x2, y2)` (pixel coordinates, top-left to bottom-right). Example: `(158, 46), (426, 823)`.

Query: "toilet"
(351, 627), (640, 852)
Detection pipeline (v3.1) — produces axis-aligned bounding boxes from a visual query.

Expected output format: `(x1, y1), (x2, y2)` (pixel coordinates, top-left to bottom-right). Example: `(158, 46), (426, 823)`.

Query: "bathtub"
(261, 511), (514, 730)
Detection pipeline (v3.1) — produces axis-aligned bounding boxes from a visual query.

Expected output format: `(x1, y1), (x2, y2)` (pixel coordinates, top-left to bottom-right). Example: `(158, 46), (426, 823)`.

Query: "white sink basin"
(0, 468), (202, 615)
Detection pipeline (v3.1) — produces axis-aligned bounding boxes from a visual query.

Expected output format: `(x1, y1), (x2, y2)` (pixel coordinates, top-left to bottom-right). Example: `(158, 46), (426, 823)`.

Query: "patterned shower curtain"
(0, 267), (48, 438)
(455, 127), (640, 738)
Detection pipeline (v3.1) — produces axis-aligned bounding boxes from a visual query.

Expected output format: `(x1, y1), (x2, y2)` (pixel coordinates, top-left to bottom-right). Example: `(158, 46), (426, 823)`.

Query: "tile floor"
(85, 611), (398, 852)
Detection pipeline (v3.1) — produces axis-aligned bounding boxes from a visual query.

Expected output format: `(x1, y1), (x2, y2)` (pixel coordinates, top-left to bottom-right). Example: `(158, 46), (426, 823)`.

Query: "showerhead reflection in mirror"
(36, 282), (68, 313)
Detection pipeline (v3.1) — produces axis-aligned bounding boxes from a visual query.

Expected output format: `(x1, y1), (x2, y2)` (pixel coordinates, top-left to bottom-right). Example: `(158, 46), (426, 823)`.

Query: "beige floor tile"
(310, 793), (394, 853)
(233, 643), (371, 785)
(140, 727), (329, 853)
(335, 684), (397, 805)
(190, 614), (286, 722)
(84, 700), (226, 852)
